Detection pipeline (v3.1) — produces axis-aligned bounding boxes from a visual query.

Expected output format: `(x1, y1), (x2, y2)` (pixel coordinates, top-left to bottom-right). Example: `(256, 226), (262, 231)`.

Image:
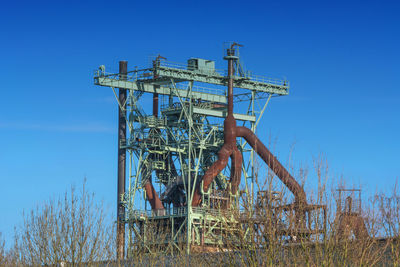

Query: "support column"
(117, 60), (127, 260)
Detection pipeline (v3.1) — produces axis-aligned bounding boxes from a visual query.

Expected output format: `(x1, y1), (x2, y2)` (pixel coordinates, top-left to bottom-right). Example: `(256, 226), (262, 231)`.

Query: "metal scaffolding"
(94, 43), (325, 256)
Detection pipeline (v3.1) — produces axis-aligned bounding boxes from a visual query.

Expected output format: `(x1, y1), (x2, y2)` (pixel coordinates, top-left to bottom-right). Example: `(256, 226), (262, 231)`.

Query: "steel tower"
(94, 43), (326, 257)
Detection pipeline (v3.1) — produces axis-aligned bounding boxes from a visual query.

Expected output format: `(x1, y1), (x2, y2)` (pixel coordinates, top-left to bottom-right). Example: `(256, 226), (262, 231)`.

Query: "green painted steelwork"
(95, 77), (227, 103)
(94, 46), (303, 255)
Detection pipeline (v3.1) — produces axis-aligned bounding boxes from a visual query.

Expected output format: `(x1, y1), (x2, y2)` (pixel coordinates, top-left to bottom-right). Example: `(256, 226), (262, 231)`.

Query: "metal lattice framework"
(94, 44), (325, 255)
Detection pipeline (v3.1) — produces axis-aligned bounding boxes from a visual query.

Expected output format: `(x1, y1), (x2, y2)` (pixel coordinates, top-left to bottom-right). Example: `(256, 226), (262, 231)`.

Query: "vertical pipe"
(153, 58), (160, 118)
(192, 46), (241, 206)
(117, 60), (127, 260)
(227, 49), (234, 116)
(153, 93), (159, 118)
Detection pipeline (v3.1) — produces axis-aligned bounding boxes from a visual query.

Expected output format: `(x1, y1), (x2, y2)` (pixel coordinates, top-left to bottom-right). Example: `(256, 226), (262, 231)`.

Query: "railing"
(160, 101), (227, 113)
(175, 83), (225, 96)
(159, 60), (225, 77)
(157, 60), (288, 88)
(95, 61), (289, 90)
(128, 207), (188, 219)
(94, 69), (152, 82)
(336, 189), (362, 214)
(142, 116), (165, 126)
(127, 206), (247, 219)
(95, 69), (227, 97)
(127, 206), (325, 236)
(248, 73), (289, 87)
(159, 60), (188, 70)
(338, 198), (361, 214)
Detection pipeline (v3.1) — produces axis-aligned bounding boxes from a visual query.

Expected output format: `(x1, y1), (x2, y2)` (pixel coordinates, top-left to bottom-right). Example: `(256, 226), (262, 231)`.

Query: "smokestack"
(117, 60), (127, 260)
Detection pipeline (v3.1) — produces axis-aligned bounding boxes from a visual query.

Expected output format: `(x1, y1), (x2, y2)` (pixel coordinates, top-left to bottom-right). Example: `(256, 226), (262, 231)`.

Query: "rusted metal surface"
(229, 148), (242, 194)
(192, 44), (242, 206)
(193, 43), (305, 208)
(152, 93), (159, 117)
(335, 190), (368, 239)
(152, 58), (160, 118)
(236, 126), (307, 205)
(144, 179), (165, 210)
(99, 45), (331, 254)
(337, 214), (369, 239)
(117, 60), (127, 260)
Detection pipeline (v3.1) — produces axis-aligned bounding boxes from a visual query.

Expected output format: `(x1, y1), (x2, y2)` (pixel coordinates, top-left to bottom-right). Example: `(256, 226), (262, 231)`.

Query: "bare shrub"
(14, 181), (115, 266)
(0, 232), (5, 265)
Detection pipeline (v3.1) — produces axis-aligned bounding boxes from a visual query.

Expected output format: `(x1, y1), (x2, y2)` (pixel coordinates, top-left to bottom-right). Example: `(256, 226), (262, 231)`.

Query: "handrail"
(157, 60), (288, 87)
(95, 64), (288, 90)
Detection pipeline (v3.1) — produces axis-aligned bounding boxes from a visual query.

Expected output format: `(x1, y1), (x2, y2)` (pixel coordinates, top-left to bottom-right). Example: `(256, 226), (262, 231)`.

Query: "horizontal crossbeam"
(192, 107), (256, 122)
(95, 77), (227, 103)
(154, 66), (289, 95)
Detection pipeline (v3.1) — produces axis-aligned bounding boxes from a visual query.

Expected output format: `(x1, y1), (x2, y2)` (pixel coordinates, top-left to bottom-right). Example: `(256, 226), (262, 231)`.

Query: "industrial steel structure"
(335, 189), (368, 240)
(94, 43), (327, 258)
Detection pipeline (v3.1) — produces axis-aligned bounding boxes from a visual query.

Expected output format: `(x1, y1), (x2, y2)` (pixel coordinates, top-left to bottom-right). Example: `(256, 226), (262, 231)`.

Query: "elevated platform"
(94, 58), (289, 106)
(94, 45), (303, 257)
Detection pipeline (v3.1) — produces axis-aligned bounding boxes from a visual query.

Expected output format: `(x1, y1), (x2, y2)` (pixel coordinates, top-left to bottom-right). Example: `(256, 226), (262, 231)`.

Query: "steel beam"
(117, 61), (127, 260)
(94, 46), (297, 255)
(95, 77), (227, 103)
(192, 107), (256, 122)
(156, 66), (289, 95)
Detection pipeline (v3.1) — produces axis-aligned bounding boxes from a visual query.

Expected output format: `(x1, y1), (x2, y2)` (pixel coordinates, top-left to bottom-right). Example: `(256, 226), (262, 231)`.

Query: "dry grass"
(1, 159), (399, 266)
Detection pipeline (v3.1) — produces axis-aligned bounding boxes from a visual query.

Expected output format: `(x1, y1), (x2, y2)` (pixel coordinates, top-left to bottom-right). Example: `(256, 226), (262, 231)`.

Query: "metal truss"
(94, 51), (324, 255)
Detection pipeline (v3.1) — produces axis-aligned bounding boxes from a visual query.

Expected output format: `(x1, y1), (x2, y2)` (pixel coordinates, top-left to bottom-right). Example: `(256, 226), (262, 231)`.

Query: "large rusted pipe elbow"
(236, 126), (307, 205)
(144, 180), (165, 210)
(192, 144), (231, 206)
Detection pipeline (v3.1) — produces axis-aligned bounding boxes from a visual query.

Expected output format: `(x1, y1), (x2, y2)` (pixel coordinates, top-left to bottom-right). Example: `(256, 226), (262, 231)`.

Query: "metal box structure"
(335, 189), (368, 239)
(94, 43), (326, 256)
(187, 58), (216, 74)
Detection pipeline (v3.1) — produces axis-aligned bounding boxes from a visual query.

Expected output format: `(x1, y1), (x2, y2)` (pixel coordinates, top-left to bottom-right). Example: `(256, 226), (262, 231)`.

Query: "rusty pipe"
(142, 162), (164, 210)
(193, 44), (306, 209)
(117, 60), (127, 260)
(152, 93), (159, 118)
(152, 58), (160, 118)
(227, 51), (234, 115)
(141, 57), (165, 211)
(144, 180), (165, 210)
(192, 144), (232, 206)
(229, 147), (243, 194)
(142, 92), (165, 210)
(236, 126), (307, 205)
(192, 50), (242, 207)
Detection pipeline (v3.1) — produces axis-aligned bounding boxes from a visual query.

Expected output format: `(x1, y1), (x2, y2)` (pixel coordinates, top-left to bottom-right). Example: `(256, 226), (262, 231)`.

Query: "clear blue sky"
(0, 0), (399, 246)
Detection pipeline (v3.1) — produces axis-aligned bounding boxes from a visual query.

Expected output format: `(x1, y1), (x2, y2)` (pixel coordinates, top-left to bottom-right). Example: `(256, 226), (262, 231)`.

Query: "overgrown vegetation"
(207, 156), (400, 266)
(1, 181), (115, 266)
(1, 161), (399, 266)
